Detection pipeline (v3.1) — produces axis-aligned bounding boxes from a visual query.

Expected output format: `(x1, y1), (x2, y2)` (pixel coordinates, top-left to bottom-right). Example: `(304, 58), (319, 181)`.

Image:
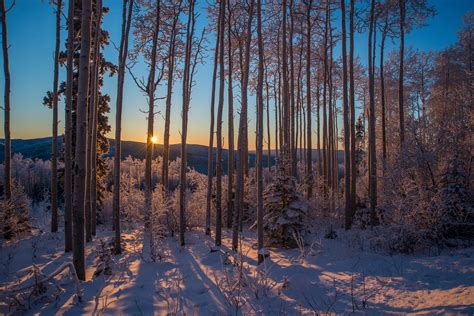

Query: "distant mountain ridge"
(0, 137), (341, 175)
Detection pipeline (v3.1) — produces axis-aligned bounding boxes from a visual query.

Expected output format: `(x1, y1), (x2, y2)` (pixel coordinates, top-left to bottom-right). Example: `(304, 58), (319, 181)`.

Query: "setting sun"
(151, 136), (158, 144)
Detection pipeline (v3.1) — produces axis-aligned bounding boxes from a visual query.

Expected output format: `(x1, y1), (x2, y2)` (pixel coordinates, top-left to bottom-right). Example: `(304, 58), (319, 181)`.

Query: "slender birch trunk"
(64, 0), (75, 252)
(215, 0), (226, 247)
(72, 0), (93, 281)
(51, 0), (62, 233)
(341, 0), (352, 229)
(162, 1), (182, 191)
(305, 0), (313, 198)
(398, 0), (405, 148)
(226, 2), (235, 229)
(256, 0), (264, 264)
(206, 11), (221, 236)
(1, 0), (12, 203)
(180, 0), (196, 246)
(349, 0), (357, 216)
(144, 0), (160, 259)
(368, 0), (377, 225)
(113, 0), (133, 255)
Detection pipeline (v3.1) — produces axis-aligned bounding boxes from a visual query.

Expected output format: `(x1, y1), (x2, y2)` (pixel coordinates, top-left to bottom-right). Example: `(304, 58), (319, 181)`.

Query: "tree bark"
(226, 2), (234, 229)
(368, 0), (377, 225)
(64, 0), (75, 252)
(305, 0), (313, 199)
(341, 0), (351, 229)
(51, 0), (62, 233)
(398, 0), (405, 148)
(162, 1), (182, 192)
(180, 0), (196, 247)
(256, 0), (264, 264)
(1, 0), (12, 203)
(113, 0), (133, 255)
(144, 0), (160, 258)
(233, 0), (254, 251)
(380, 16), (388, 165)
(206, 9), (221, 236)
(90, 0), (103, 237)
(349, 0), (357, 219)
(72, 0), (93, 281)
(215, 0), (226, 247)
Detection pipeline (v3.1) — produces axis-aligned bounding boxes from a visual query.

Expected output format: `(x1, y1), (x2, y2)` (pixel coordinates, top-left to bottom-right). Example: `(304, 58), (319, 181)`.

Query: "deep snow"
(1, 226), (473, 315)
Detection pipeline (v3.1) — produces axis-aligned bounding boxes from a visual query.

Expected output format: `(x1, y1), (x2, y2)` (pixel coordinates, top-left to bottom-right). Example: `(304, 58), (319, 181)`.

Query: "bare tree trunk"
(51, 0), (62, 233)
(226, 3), (235, 229)
(215, 0), (226, 247)
(113, 0), (133, 255)
(264, 60), (271, 172)
(349, 0), (357, 218)
(162, 2), (182, 192)
(368, 0), (377, 225)
(317, 78), (322, 177)
(398, 0), (405, 148)
(85, 0), (102, 243)
(144, 0), (160, 258)
(64, 0), (75, 252)
(341, 0), (351, 229)
(206, 10), (221, 236)
(1, 0), (12, 203)
(90, 0), (103, 237)
(322, 4), (329, 193)
(305, 0), (313, 199)
(233, 0), (254, 251)
(282, 0), (290, 172)
(256, 0), (264, 264)
(72, 0), (93, 281)
(180, 0), (196, 247)
(380, 17), (388, 166)
(289, 0), (297, 178)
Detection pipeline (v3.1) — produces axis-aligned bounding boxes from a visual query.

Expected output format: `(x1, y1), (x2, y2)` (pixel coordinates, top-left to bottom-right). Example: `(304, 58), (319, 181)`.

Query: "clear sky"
(0, 0), (472, 149)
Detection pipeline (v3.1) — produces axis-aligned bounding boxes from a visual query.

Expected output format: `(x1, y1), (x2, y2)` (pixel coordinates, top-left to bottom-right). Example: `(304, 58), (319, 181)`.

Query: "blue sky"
(0, 0), (472, 148)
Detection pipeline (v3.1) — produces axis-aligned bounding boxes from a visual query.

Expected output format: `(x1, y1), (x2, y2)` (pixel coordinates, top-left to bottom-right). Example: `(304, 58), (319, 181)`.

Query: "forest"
(0, 0), (473, 314)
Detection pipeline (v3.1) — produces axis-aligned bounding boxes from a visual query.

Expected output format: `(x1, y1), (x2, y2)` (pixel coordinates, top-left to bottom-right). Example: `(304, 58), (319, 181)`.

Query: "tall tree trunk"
(144, 0), (160, 259)
(398, 0), (405, 148)
(180, 0), (196, 246)
(233, 0), (254, 251)
(316, 78), (322, 177)
(64, 0), (75, 252)
(72, 0), (93, 281)
(162, 2), (182, 192)
(264, 60), (271, 171)
(282, 0), (290, 172)
(90, 0), (103, 237)
(380, 17), (388, 166)
(368, 0), (377, 225)
(215, 0), (226, 247)
(305, 0), (313, 199)
(226, 3), (235, 229)
(322, 3), (329, 193)
(349, 0), (357, 219)
(85, 0), (102, 243)
(51, 0), (62, 233)
(256, 0), (264, 264)
(206, 10), (220, 236)
(113, 0), (133, 255)
(1, 0), (11, 203)
(289, 0), (297, 178)
(341, 0), (351, 229)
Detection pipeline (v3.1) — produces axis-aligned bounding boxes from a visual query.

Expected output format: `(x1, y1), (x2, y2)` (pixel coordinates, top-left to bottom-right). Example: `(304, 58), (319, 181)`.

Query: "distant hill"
(0, 137), (342, 175)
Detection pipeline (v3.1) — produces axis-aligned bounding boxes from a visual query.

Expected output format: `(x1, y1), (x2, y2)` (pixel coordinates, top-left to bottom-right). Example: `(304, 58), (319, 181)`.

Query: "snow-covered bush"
(263, 166), (310, 248)
(0, 182), (31, 240)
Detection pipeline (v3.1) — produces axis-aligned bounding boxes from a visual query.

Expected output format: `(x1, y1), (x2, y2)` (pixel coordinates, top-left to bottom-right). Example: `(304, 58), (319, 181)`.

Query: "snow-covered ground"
(1, 227), (473, 315)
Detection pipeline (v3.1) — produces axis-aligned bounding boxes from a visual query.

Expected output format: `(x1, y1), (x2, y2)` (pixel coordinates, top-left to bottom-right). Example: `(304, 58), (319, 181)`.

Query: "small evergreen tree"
(263, 163), (309, 248)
